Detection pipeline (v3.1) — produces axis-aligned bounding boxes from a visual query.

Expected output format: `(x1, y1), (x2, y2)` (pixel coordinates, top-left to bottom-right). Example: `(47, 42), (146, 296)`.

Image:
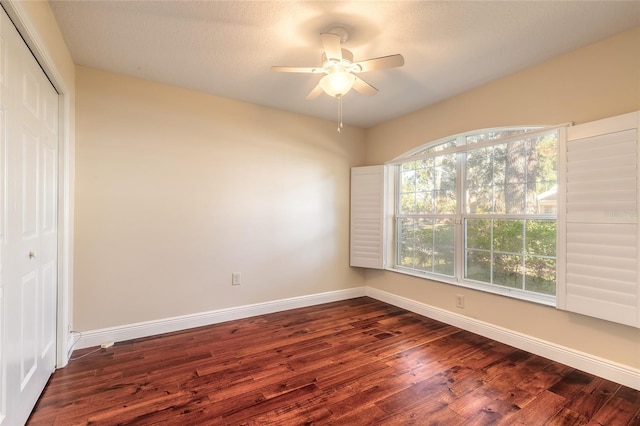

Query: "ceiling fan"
(272, 27), (404, 100)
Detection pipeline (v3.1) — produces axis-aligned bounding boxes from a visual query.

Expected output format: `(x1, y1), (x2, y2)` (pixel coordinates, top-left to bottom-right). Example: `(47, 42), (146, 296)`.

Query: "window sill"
(384, 266), (557, 308)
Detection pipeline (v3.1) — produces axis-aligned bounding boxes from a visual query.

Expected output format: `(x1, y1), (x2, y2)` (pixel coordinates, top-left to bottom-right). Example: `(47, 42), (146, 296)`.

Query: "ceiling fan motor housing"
(321, 50), (362, 74)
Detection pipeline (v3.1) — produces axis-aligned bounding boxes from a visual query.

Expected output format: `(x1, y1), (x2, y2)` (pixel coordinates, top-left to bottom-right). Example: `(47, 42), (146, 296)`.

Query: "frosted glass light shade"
(319, 71), (356, 97)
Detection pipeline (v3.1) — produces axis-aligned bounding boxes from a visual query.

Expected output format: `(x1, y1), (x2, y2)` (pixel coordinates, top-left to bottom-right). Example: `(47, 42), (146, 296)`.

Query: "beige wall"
(365, 27), (640, 368)
(74, 66), (366, 330)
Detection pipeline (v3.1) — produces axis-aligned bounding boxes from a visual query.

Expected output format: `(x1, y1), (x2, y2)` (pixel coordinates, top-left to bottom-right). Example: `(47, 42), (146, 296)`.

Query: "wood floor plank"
(326, 404), (388, 425)
(590, 393), (640, 426)
(497, 389), (567, 425)
(27, 297), (640, 425)
(546, 407), (589, 426)
(221, 383), (322, 424)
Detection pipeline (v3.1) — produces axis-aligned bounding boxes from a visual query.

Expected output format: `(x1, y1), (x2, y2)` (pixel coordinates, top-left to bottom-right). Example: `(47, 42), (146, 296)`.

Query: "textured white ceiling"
(49, 1), (639, 128)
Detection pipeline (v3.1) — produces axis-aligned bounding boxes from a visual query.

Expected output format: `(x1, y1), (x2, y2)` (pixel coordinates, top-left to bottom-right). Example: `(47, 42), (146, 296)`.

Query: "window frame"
(385, 126), (563, 306)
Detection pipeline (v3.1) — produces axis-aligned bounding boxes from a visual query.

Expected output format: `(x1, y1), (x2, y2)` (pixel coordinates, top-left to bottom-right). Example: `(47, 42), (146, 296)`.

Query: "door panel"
(21, 70), (39, 119)
(0, 7), (58, 425)
(41, 261), (56, 356)
(20, 271), (37, 390)
(21, 129), (39, 240)
(42, 143), (56, 233)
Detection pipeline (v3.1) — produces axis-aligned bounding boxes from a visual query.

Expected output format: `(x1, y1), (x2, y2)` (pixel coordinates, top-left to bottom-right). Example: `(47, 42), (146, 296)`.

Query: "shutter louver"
(560, 111), (639, 328)
(350, 166), (385, 269)
(566, 130), (637, 224)
(566, 223), (637, 326)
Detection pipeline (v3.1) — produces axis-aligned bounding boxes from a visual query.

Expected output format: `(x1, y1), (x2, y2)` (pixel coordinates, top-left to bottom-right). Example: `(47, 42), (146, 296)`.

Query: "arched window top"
(396, 126), (544, 160)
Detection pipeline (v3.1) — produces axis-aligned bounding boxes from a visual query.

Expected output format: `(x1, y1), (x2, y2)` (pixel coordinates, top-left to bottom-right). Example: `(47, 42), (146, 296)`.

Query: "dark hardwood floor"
(28, 297), (640, 425)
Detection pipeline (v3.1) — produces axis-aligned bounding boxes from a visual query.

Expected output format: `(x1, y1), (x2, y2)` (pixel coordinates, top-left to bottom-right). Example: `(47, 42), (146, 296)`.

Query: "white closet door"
(558, 111), (639, 328)
(351, 166), (386, 269)
(0, 7), (58, 425)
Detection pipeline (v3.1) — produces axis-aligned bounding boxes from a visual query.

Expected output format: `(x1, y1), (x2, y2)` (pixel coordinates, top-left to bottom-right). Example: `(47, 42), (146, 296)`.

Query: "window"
(391, 127), (558, 304)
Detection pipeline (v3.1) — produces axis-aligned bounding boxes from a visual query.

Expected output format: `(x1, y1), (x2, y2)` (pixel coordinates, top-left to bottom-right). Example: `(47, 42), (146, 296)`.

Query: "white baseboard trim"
(76, 287), (366, 350)
(365, 287), (640, 391)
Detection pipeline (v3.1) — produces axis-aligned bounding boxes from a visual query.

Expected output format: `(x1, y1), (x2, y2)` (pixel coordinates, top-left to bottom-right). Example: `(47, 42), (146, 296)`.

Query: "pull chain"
(336, 95), (344, 133)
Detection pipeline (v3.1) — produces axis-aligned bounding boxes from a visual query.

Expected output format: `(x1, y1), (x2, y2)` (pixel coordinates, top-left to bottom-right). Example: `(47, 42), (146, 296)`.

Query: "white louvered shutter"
(350, 166), (385, 269)
(558, 111), (639, 327)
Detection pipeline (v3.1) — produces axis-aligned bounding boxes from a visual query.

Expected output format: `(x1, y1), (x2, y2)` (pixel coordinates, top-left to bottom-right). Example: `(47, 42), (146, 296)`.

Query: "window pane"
(492, 145), (506, 185)
(525, 257), (556, 295)
(433, 153), (456, 214)
(396, 217), (455, 276)
(397, 218), (415, 267)
(527, 135), (558, 215)
(400, 193), (416, 214)
(433, 219), (454, 275)
(466, 219), (491, 250)
(467, 187), (493, 214)
(435, 163), (456, 191)
(398, 240), (413, 267)
(536, 184), (557, 215)
(465, 148), (491, 214)
(493, 253), (523, 288)
(401, 170), (416, 192)
(525, 220), (556, 256)
(435, 190), (456, 214)
(416, 192), (434, 214)
(434, 218), (454, 246)
(416, 168), (434, 192)
(527, 135), (558, 184)
(402, 161), (416, 171)
(503, 140), (528, 214)
(434, 247), (454, 276)
(414, 219), (434, 271)
(416, 158), (434, 170)
(493, 220), (523, 253)
(503, 184), (525, 214)
(466, 249), (491, 282)
(466, 147), (493, 189)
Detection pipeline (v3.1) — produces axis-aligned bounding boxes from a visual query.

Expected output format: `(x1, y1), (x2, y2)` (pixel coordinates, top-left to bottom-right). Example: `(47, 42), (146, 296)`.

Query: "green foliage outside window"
(465, 219), (556, 295)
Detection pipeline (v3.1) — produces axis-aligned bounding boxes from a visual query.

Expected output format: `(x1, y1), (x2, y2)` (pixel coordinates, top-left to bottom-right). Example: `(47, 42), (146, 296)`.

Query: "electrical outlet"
(232, 272), (241, 286)
(455, 294), (465, 309)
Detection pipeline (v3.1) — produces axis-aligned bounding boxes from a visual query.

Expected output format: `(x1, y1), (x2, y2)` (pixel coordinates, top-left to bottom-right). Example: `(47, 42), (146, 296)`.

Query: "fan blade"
(320, 32), (342, 61)
(353, 54), (404, 72)
(306, 84), (324, 100)
(353, 76), (378, 96)
(272, 66), (322, 73)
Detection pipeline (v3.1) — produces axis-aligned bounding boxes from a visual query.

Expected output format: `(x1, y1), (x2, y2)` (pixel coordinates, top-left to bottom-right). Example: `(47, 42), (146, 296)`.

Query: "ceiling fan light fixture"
(319, 71), (356, 97)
